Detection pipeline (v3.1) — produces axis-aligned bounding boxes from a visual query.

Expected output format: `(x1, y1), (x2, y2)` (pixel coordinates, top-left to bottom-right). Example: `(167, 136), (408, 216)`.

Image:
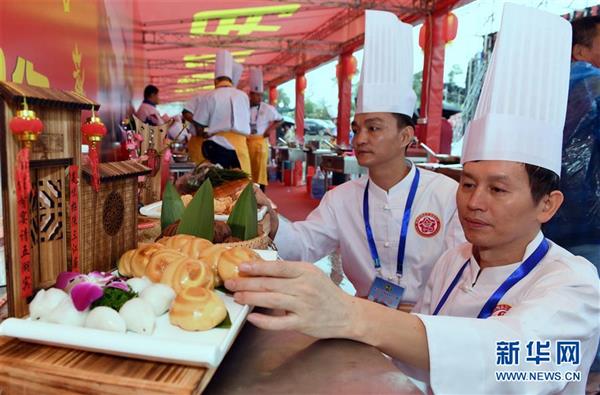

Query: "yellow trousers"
(187, 136), (205, 164)
(215, 131), (251, 176)
(247, 135), (269, 185)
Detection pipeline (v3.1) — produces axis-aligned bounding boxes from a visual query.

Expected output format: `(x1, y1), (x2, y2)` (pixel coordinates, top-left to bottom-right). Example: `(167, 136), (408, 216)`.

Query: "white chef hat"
(356, 10), (416, 117)
(249, 67), (264, 93)
(461, 3), (571, 176)
(232, 61), (243, 87)
(215, 49), (233, 80)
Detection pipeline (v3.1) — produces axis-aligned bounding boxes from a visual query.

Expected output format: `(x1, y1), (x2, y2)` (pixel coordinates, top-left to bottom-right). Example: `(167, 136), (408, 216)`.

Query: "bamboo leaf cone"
(161, 182), (185, 231)
(227, 183), (258, 241)
(176, 180), (214, 241)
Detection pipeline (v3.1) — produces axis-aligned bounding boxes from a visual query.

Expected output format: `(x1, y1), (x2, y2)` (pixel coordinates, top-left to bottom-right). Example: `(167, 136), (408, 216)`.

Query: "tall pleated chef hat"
(461, 3), (571, 176)
(215, 49), (234, 80)
(232, 61), (243, 87)
(249, 67), (264, 93)
(356, 10), (416, 117)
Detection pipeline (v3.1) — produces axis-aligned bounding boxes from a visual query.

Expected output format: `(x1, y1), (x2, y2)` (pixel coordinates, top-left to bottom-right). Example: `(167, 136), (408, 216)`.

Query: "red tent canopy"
(137, 0), (466, 103)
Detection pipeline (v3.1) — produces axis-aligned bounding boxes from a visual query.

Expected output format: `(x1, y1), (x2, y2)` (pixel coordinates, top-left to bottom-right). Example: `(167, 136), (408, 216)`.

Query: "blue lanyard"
(362, 167), (420, 276)
(432, 238), (550, 318)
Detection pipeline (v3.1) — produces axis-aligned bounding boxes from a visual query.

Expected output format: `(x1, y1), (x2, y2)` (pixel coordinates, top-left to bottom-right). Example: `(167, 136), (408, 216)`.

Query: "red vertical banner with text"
(15, 150), (32, 298)
(69, 165), (80, 273)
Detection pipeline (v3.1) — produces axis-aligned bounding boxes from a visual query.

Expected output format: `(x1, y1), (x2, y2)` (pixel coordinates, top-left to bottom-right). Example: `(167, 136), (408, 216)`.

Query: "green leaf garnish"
(161, 182), (185, 231)
(177, 179), (214, 240)
(216, 312), (232, 329)
(91, 287), (138, 312)
(226, 182), (258, 241)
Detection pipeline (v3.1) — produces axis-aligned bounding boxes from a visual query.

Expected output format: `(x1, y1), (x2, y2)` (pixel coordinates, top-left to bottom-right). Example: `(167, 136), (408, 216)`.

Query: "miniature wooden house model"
(0, 81), (96, 317)
(80, 160), (149, 274)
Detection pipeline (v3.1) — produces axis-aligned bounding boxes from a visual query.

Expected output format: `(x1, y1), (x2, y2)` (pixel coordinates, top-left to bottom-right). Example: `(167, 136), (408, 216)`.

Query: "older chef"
(256, 10), (464, 309)
(229, 5), (600, 394)
(247, 67), (283, 190)
(193, 50), (252, 174)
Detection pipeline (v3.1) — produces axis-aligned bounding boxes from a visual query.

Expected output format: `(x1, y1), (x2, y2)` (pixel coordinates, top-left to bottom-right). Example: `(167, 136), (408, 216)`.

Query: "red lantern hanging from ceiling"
(296, 75), (307, 95)
(419, 12), (459, 50)
(9, 98), (43, 298)
(81, 107), (107, 192)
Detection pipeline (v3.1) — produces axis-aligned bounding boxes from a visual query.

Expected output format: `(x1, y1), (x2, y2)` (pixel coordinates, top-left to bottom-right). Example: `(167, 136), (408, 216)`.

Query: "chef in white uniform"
(228, 5), (600, 395)
(257, 10), (464, 308)
(247, 67), (283, 189)
(194, 50), (252, 174)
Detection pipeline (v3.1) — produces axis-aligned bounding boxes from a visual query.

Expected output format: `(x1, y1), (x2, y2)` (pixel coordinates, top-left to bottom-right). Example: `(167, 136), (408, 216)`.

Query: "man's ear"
(399, 126), (415, 148)
(572, 44), (590, 62)
(537, 190), (564, 224)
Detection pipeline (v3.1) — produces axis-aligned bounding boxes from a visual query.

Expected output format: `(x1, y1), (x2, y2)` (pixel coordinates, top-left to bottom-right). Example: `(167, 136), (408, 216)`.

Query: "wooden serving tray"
(0, 336), (212, 395)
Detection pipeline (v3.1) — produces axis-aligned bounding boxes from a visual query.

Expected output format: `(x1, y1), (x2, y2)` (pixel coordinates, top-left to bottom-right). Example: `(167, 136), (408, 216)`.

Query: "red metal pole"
(295, 73), (306, 141)
(418, 13), (446, 154)
(336, 52), (352, 146)
(269, 86), (278, 106)
(268, 85), (278, 145)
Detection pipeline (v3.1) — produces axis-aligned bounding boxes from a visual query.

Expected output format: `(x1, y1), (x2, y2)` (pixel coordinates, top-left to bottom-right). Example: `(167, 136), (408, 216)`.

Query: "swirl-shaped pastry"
(160, 258), (215, 293)
(145, 248), (187, 283)
(117, 249), (136, 277)
(217, 246), (263, 281)
(158, 234), (213, 260)
(169, 286), (227, 331)
(131, 243), (165, 278)
(199, 245), (228, 286)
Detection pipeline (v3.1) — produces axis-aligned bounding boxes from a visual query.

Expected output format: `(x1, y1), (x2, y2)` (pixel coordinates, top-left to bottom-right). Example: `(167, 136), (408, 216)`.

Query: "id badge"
(367, 277), (405, 309)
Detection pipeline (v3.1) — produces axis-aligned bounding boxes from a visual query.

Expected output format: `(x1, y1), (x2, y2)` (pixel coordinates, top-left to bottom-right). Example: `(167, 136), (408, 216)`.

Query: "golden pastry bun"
(157, 234), (213, 260)
(145, 248), (187, 283)
(217, 247), (262, 281)
(169, 287), (227, 331)
(199, 245), (228, 287)
(161, 258), (215, 293)
(117, 249), (136, 277)
(131, 243), (165, 278)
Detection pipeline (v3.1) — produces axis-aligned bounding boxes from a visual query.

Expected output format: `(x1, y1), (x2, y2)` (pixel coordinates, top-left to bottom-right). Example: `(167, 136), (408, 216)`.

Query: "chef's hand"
(225, 261), (357, 339)
(253, 185), (279, 238)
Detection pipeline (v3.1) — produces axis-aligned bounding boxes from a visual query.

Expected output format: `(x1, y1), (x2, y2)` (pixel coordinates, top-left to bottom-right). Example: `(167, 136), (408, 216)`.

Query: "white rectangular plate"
(140, 201), (268, 222)
(0, 250), (278, 368)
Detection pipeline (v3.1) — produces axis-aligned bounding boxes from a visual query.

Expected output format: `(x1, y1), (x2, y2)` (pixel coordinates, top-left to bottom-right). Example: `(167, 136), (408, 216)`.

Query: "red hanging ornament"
(10, 98), (43, 298)
(82, 107), (107, 192)
(419, 12), (459, 50)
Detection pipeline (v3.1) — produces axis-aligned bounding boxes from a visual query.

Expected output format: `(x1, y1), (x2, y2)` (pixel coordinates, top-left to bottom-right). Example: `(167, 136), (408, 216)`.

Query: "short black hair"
(215, 76), (232, 84)
(571, 16), (600, 48)
(143, 84), (159, 99)
(524, 164), (560, 204)
(391, 113), (415, 129)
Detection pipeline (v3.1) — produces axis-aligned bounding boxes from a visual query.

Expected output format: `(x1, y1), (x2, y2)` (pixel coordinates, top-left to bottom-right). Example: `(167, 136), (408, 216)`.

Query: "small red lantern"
(269, 86), (278, 106)
(10, 98), (43, 298)
(419, 12), (459, 50)
(296, 75), (307, 95)
(82, 107), (107, 192)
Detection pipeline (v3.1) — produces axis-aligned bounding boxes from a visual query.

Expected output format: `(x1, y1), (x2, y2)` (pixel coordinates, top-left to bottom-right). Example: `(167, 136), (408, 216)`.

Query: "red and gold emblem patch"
(492, 304), (512, 316)
(414, 212), (441, 237)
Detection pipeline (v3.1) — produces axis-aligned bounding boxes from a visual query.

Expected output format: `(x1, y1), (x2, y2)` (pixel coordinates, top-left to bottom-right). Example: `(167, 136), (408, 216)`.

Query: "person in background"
(194, 51), (252, 173)
(247, 67), (283, 190)
(544, 14), (600, 375)
(255, 10), (464, 311)
(545, 15), (600, 267)
(228, 6), (599, 394)
(135, 84), (170, 126)
(182, 93), (207, 164)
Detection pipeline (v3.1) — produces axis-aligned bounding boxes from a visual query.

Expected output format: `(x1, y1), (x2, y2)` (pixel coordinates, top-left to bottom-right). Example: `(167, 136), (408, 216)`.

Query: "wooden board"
(0, 337), (210, 395)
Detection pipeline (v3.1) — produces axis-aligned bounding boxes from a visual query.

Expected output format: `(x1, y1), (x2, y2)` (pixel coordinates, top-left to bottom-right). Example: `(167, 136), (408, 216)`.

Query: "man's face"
(573, 25), (600, 68)
(351, 112), (412, 168)
(457, 161), (548, 250)
(250, 92), (262, 107)
(149, 92), (160, 104)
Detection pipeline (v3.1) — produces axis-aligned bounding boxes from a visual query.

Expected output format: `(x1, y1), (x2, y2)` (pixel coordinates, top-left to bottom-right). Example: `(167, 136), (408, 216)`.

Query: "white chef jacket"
(193, 87), (250, 150)
(250, 102), (283, 136)
(183, 93), (206, 115)
(275, 163), (465, 303)
(406, 231), (600, 394)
